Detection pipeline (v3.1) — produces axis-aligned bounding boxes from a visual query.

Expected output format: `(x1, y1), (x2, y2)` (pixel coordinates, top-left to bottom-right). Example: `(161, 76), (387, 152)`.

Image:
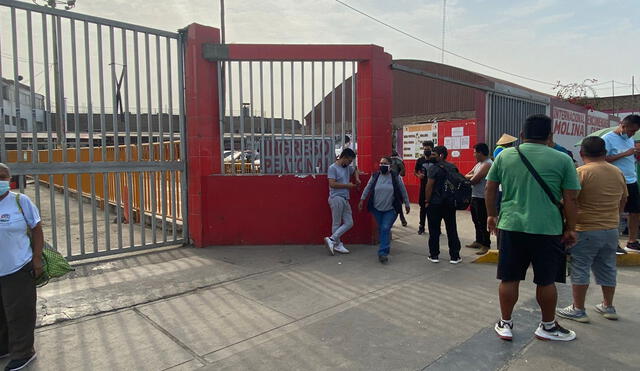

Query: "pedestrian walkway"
(10, 206), (640, 370)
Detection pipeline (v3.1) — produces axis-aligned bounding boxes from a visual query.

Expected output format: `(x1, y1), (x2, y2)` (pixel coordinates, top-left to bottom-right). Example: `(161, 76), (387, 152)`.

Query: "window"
(36, 121), (44, 131)
(20, 118), (27, 131)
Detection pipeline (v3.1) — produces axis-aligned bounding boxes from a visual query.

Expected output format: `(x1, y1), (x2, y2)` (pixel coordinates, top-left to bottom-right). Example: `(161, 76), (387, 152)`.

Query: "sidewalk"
(7, 206), (640, 370)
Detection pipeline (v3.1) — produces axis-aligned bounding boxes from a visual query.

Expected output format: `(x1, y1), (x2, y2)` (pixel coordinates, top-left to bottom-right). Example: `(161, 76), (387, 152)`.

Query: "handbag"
(15, 193), (74, 287)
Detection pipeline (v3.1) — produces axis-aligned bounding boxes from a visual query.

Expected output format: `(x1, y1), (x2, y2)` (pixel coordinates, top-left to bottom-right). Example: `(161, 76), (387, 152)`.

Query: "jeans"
(0, 261), (36, 359)
(371, 208), (398, 256)
(569, 229), (618, 286)
(426, 204), (461, 260)
(470, 197), (491, 247)
(328, 197), (354, 243)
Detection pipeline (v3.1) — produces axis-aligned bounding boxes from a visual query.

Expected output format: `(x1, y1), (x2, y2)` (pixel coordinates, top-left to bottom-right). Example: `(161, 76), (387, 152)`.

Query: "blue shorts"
(569, 229), (617, 287)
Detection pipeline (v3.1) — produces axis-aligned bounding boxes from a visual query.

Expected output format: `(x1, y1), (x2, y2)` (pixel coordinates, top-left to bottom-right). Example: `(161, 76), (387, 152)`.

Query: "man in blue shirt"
(604, 114), (640, 251)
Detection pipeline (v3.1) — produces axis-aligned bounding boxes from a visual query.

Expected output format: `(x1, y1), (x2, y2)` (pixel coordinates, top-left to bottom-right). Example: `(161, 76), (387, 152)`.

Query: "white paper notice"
(444, 137), (454, 149)
(452, 127), (464, 137)
(460, 136), (470, 149)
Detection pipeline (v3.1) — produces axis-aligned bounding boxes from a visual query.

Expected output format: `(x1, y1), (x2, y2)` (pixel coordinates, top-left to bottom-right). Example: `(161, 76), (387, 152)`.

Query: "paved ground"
(5, 205), (640, 370)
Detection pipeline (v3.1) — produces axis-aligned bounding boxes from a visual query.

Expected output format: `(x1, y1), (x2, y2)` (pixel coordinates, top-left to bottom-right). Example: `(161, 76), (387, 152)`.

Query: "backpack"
(438, 164), (472, 210)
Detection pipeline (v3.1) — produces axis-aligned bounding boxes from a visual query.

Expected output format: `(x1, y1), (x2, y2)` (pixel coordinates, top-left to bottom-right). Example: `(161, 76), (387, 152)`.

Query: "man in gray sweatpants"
(325, 148), (360, 255)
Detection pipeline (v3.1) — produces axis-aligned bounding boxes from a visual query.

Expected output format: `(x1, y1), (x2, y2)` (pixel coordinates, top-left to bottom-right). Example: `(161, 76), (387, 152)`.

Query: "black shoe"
(378, 255), (389, 264)
(5, 353), (36, 371)
(616, 246), (628, 255)
(418, 227), (425, 235)
(626, 241), (640, 252)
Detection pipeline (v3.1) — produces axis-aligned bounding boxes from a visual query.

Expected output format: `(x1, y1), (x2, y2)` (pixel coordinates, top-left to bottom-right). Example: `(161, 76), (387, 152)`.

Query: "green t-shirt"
(487, 143), (581, 235)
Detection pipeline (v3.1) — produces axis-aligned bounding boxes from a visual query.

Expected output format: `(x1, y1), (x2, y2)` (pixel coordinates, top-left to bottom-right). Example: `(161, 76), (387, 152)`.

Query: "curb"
(472, 249), (640, 266)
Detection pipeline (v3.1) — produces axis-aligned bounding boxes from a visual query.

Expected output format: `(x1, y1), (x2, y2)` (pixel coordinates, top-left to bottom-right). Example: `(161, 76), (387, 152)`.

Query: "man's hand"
(624, 148), (636, 157)
(487, 216), (498, 236)
(405, 205), (410, 214)
(347, 182), (356, 189)
(416, 173), (425, 179)
(358, 200), (364, 211)
(354, 178), (361, 186)
(562, 230), (578, 248)
(32, 257), (44, 279)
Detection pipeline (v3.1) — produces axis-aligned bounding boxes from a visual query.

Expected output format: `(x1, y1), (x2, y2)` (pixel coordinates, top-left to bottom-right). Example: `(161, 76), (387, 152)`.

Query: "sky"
(68, 0), (639, 98)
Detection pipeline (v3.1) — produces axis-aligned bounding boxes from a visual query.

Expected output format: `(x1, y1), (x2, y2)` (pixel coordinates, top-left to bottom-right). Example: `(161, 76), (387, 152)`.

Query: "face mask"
(0, 181), (9, 195)
(341, 162), (350, 168)
(424, 150), (432, 157)
(429, 157), (438, 163)
(379, 165), (390, 174)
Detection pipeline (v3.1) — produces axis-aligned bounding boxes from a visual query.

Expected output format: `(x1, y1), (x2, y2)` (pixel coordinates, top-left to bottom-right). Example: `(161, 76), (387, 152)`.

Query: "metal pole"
(52, 15), (64, 148)
(612, 80), (615, 117)
(220, 0), (225, 44)
(633, 75), (636, 115)
(441, 0), (446, 64)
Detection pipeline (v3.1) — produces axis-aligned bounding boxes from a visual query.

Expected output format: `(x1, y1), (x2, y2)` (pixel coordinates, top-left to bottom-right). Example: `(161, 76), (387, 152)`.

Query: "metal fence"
(486, 92), (548, 149)
(218, 60), (358, 175)
(0, 0), (188, 261)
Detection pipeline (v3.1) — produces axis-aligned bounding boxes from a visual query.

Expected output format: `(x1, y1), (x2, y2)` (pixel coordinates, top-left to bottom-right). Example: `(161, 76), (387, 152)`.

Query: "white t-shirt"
(0, 192), (41, 276)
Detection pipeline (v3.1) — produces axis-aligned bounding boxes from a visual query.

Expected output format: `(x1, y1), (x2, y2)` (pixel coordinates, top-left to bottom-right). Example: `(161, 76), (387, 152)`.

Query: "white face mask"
(0, 180), (9, 195)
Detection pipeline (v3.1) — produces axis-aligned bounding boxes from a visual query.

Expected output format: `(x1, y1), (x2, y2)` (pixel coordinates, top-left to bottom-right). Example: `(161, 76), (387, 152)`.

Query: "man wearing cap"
(493, 134), (517, 159)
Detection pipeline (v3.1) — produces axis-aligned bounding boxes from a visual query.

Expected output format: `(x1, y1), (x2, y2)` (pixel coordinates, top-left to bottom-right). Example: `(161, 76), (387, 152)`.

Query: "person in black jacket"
(415, 141), (435, 234)
(424, 146), (462, 264)
(359, 157), (410, 264)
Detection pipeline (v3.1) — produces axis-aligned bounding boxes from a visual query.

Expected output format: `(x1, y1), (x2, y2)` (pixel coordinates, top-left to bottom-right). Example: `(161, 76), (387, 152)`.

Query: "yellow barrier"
(6, 142), (183, 222)
(472, 249), (640, 266)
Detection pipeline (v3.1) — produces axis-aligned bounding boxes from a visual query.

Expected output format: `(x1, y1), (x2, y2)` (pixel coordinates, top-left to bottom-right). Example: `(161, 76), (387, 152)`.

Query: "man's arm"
(485, 180), (499, 235)
(606, 148), (635, 163)
(31, 223), (44, 278)
(469, 163), (490, 185)
(562, 189), (579, 247)
(328, 178), (354, 189)
(424, 178), (435, 206)
(620, 195), (628, 214)
(352, 166), (361, 186)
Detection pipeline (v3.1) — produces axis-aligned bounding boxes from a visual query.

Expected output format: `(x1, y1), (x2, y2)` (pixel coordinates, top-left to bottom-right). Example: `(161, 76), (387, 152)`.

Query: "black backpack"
(438, 164), (472, 210)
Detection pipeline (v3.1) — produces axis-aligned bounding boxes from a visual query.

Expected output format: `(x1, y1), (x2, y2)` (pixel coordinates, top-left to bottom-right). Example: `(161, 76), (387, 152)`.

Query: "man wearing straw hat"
(493, 134), (518, 159)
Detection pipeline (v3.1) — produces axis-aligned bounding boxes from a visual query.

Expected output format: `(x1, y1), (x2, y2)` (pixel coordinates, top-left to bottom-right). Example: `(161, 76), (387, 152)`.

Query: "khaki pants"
(0, 261), (36, 358)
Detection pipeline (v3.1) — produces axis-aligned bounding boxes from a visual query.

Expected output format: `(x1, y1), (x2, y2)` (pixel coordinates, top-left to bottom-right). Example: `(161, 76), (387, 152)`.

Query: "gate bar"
(133, 30), (146, 247)
(84, 20), (99, 254)
(70, 19), (87, 256)
(167, 37), (177, 241)
(0, 0), (177, 39)
(97, 23), (111, 253)
(123, 28), (135, 249)
(177, 31), (188, 243)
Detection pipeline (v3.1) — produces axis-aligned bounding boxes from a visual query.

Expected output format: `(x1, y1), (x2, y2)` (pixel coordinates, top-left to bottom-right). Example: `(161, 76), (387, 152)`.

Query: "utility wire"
(334, 0), (556, 86)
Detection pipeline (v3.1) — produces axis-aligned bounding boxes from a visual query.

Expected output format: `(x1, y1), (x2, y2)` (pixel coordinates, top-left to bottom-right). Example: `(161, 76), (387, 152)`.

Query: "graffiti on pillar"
(261, 137), (335, 174)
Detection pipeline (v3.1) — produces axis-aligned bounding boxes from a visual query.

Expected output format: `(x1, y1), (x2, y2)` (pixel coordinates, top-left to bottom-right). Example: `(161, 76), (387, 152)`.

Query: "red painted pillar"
(357, 46), (393, 243)
(357, 47), (393, 174)
(184, 24), (222, 247)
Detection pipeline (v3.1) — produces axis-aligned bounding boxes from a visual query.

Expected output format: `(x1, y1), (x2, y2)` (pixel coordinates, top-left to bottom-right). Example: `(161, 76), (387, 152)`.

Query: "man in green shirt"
(485, 114), (581, 342)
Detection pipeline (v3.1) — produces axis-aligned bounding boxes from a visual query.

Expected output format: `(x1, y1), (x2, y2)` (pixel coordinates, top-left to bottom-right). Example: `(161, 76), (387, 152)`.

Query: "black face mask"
(424, 150), (432, 157)
(341, 163), (349, 168)
(379, 165), (390, 174)
(429, 157), (438, 163)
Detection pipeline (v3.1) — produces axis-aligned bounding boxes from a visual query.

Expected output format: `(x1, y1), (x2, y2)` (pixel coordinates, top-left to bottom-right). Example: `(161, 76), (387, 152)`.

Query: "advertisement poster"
(402, 123), (438, 160)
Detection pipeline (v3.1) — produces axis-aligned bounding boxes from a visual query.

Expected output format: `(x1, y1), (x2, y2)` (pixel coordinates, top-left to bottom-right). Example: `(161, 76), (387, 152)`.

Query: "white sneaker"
(427, 256), (439, 263)
(334, 243), (350, 254)
(450, 258), (462, 264)
(534, 322), (576, 341)
(324, 237), (335, 256)
(494, 320), (513, 341)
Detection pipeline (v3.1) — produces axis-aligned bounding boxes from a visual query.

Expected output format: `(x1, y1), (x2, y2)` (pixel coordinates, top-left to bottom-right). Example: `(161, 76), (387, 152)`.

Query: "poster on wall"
(402, 123), (438, 160)
(552, 107), (586, 164)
